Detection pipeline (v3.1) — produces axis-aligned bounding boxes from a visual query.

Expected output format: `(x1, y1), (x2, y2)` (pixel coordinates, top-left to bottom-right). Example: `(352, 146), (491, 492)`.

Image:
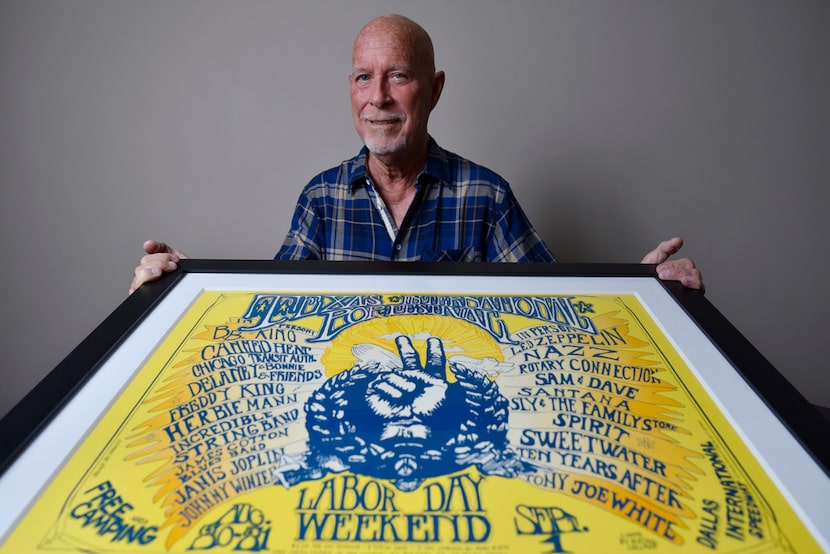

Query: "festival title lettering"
(239, 294), (597, 344)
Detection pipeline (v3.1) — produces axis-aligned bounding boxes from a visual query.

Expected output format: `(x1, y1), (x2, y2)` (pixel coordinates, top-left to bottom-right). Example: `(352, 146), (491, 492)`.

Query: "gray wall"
(1, 0), (828, 419)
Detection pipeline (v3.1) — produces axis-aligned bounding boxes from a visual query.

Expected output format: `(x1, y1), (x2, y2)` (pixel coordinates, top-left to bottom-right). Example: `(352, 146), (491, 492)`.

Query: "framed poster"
(0, 261), (827, 553)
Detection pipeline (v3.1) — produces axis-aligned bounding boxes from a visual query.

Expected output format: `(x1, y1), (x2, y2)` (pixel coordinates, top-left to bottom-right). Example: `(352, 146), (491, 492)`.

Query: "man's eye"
(354, 74), (371, 83)
(391, 72), (408, 81)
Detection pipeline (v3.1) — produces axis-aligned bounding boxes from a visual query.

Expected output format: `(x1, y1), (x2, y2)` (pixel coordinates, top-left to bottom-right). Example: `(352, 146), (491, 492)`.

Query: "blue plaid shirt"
(275, 139), (555, 262)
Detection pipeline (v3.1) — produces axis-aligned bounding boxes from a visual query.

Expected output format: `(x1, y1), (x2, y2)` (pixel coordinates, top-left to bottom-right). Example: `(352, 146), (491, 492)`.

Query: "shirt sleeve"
(487, 188), (556, 263)
(274, 190), (324, 260)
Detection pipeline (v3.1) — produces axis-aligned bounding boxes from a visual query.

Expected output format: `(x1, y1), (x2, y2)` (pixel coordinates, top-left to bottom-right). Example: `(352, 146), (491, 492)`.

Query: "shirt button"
(395, 244), (402, 251)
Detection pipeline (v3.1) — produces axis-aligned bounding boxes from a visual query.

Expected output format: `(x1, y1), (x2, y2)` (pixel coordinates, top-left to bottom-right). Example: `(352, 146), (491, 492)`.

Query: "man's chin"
(363, 137), (408, 156)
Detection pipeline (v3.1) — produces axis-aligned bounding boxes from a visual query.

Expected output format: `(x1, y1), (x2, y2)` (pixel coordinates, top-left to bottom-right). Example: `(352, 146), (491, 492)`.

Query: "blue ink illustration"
(278, 335), (527, 491)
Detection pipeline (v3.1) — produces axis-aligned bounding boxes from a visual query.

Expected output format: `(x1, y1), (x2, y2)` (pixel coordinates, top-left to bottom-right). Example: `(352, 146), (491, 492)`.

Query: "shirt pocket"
(422, 246), (481, 262)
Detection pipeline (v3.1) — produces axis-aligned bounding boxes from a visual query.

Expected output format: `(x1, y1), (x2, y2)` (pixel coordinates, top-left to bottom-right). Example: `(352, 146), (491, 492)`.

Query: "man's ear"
(430, 70), (446, 109)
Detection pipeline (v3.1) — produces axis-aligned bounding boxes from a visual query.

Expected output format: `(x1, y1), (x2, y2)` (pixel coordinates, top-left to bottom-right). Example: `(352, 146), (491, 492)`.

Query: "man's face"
(350, 28), (440, 157)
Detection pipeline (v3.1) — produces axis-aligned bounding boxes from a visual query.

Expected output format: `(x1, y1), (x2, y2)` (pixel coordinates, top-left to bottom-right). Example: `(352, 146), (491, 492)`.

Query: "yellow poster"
(0, 290), (820, 552)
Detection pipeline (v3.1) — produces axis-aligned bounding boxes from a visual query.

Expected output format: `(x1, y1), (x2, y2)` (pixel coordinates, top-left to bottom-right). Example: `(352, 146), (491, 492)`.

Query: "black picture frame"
(1, 260), (827, 551)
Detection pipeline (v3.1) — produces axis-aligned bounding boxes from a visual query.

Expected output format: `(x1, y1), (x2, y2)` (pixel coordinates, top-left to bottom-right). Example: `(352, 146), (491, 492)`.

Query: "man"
(130, 14), (702, 293)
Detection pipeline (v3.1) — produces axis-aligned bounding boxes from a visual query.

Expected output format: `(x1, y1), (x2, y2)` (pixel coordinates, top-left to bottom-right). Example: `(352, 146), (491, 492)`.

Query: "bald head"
(349, 15), (444, 161)
(353, 14), (436, 73)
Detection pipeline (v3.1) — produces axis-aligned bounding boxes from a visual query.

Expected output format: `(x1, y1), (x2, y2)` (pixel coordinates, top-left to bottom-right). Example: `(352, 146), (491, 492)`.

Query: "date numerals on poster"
(189, 503), (271, 551)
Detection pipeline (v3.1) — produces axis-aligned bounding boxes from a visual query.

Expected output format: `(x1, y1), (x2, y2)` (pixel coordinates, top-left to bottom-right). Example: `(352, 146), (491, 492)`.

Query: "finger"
(641, 237), (683, 264)
(129, 256), (179, 294)
(657, 258), (695, 273)
(657, 260), (704, 291)
(376, 374), (412, 397)
(424, 337), (446, 379)
(136, 254), (179, 274)
(129, 275), (143, 295)
(683, 271), (704, 292)
(395, 336), (421, 370)
(129, 267), (162, 294)
(136, 257), (179, 274)
(144, 239), (170, 255)
(143, 240), (186, 260)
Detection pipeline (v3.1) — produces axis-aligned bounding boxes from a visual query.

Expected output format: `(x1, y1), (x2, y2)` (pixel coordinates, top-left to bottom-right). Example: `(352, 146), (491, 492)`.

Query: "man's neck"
(366, 141), (429, 226)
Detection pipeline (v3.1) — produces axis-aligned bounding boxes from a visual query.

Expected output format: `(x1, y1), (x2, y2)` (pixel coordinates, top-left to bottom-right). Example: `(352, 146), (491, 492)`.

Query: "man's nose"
(369, 77), (390, 106)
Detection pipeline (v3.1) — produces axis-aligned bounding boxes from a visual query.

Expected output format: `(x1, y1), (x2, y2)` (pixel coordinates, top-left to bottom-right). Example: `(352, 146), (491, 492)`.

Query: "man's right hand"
(129, 240), (187, 294)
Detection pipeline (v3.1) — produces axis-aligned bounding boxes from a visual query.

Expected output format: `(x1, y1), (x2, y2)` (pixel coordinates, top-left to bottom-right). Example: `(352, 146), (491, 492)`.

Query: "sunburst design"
(320, 314), (504, 378)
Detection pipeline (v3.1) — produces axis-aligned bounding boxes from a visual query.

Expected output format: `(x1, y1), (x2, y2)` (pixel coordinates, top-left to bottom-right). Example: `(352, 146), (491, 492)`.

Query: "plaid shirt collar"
(347, 137), (453, 191)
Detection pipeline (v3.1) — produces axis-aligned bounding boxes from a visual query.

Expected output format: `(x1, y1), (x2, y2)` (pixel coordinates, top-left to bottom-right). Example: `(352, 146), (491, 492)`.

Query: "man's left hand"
(642, 237), (704, 291)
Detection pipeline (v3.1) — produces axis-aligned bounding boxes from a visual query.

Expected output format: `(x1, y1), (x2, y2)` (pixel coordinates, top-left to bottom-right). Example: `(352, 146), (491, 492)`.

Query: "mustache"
(361, 111), (405, 123)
